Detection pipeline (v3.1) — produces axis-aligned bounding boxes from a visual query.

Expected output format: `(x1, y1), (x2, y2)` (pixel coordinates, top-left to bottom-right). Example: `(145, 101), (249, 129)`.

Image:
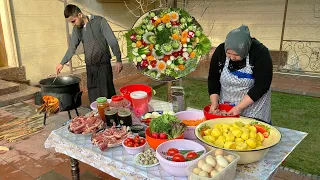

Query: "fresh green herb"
(156, 28), (171, 46)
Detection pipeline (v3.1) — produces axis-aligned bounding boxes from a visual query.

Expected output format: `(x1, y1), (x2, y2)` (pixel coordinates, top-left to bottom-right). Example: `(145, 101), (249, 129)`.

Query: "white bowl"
(122, 137), (147, 155)
(195, 117), (282, 164)
(175, 110), (205, 140)
(155, 139), (206, 177)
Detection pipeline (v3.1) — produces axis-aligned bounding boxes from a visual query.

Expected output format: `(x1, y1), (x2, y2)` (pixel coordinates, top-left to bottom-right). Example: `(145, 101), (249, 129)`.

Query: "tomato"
(127, 142), (133, 147)
(134, 135), (140, 140)
(134, 143), (140, 147)
(139, 138), (146, 145)
(186, 152), (198, 160)
(127, 138), (134, 143)
(167, 148), (179, 156)
(134, 139), (140, 144)
(172, 153), (186, 162)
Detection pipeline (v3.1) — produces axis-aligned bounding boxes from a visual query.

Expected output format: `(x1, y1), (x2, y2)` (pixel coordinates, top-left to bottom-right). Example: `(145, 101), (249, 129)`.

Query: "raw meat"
(69, 114), (104, 134)
(91, 124), (131, 151)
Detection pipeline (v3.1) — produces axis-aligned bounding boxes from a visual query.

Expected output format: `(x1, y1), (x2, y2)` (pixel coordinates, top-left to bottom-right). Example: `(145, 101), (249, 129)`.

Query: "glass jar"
(105, 109), (118, 127)
(96, 97), (109, 121)
(117, 108), (132, 126)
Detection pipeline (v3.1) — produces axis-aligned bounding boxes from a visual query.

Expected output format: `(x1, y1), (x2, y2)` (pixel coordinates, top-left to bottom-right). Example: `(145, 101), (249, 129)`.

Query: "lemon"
(217, 135), (226, 142)
(225, 133), (235, 141)
(246, 138), (257, 149)
(211, 128), (222, 137)
(224, 141), (236, 149)
(204, 129), (212, 136)
(249, 131), (257, 139)
(232, 129), (243, 138)
(235, 138), (244, 142)
(235, 142), (247, 150)
(241, 132), (249, 140)
(257, 132), (265, 142)
(215, 140), (225, 148)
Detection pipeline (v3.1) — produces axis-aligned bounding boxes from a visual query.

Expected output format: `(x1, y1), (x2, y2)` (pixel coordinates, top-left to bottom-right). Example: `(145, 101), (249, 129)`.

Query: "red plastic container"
(120, 84), (153, 104)
(203, 104), (240, 120)
(145, 127), (184, 150)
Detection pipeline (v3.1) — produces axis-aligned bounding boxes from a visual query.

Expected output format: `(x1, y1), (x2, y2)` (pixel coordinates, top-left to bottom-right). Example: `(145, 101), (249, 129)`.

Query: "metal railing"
(277, 40), (320, 75)
(68, 29), (130, 71)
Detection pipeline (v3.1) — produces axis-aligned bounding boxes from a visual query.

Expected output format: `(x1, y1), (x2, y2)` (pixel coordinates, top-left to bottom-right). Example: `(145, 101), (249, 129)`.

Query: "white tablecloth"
(44, 100), (307, 180)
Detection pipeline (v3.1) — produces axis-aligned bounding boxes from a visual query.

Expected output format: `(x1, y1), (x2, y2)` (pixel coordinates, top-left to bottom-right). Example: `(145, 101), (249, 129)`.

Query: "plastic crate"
(186, 148), (240, 180)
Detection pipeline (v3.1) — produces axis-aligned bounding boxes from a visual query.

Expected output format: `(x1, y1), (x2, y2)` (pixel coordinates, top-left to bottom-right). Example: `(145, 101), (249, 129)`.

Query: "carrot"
(136, 41), (142, 48)
(147, 56), (155, 61)
(149, 44), (154, 50)
(172, 34), (180, 40)
(161, 14), (171, 23)
(178, 64), (185, 70)
(182, 31), (188, 38)
(180, 37), (187, 44)
(190, 51), (196, 58)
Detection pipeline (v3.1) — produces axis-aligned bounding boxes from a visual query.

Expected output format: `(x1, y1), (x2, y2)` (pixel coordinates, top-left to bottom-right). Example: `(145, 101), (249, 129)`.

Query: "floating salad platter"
(125, 8), (211, 81)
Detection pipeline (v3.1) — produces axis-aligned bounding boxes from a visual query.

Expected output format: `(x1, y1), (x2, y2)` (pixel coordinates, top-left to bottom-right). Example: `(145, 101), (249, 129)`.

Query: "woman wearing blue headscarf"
(208, 25), (273, 124)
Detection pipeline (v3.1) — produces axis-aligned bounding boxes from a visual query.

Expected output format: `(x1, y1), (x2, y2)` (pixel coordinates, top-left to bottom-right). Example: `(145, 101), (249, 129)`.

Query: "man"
(56, 4), (123, 103)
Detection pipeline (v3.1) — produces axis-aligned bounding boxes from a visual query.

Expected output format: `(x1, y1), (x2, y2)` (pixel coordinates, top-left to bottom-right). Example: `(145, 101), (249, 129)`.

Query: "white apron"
(219, 55), (271, 124)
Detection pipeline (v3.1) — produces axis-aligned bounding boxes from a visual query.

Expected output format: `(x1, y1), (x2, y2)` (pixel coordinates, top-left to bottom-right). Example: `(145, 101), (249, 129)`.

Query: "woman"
(208, 25), (273, 124)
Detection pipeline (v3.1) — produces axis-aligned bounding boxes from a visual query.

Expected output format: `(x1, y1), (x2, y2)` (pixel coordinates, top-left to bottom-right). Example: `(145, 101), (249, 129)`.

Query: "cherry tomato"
(134, 143), (140, 147)
(186, 152), (198, 160)
(127, 142), (133, 147)
(127, 138), (134, 143)
(172, 153), (186, 162)
(134, 139), (140, 144)
(139, 138), (146, 145)
(167, 148), (179, 156)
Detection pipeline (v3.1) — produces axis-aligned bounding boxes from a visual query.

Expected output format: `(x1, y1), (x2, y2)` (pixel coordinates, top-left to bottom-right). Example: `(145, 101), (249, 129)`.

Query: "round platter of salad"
(125, 8), (211, 81)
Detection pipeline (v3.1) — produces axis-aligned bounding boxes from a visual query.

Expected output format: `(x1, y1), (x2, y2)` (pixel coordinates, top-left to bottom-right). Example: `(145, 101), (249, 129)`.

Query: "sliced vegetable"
(172, 153), (186, 162)
(167, 148), (179, 156)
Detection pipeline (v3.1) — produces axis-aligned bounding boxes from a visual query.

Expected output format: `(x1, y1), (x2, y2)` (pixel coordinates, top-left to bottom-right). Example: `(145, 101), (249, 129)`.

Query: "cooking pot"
(39, 76), (81, 94)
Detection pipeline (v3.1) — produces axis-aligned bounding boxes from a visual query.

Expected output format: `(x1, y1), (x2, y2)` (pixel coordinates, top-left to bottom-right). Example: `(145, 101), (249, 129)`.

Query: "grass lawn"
(153, 78), (320, 175)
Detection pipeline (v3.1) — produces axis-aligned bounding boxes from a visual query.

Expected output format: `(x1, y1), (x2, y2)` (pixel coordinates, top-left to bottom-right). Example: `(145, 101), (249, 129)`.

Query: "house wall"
(9, 0), (140, 84)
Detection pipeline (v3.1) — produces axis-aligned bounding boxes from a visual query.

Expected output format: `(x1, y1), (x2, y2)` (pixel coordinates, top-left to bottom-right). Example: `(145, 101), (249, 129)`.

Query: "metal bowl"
(194, 117), (282, 164)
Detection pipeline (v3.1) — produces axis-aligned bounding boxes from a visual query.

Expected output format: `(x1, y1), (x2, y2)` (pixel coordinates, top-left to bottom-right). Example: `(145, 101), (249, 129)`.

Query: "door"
(0, 15), (8, 67)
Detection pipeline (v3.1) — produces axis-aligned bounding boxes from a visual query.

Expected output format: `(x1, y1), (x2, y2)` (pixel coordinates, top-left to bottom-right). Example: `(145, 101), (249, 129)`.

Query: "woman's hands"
(209, 94), (219, 114)
(227, 95), (254, 116)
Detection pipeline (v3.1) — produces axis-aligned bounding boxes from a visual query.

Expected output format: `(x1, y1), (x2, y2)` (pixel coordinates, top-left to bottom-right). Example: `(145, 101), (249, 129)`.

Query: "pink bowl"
(122, 137), (146, 155)
(155, 139), (206, 177)
(175, 111), (205, 140)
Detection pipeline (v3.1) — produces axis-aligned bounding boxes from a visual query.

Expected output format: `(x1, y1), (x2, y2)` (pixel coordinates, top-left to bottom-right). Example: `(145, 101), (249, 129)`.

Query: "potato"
(201, 164), (214, 173)
(215, 149), (224, 156)
(197, 160), (206, 168)
(199, 171), (209, 177)
(192, 167), (201, 175)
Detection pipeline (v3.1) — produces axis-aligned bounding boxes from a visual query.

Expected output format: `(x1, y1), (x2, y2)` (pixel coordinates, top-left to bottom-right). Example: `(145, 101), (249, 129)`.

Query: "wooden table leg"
(70, 157), (80, 180)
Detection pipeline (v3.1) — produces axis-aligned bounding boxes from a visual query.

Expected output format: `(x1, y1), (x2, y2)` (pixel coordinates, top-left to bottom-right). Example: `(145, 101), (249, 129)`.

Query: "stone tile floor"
(0, 73), (319, 180)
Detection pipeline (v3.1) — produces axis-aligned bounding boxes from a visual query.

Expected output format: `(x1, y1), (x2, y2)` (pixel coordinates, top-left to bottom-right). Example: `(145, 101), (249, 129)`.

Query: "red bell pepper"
(253, 124), (269, 138)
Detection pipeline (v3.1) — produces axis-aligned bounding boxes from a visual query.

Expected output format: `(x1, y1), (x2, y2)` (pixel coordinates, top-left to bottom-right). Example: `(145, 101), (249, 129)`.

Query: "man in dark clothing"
(56, 4), (123, 103)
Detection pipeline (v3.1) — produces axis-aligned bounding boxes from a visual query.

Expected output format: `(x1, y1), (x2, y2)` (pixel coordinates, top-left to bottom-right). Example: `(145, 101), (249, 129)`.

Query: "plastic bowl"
(155, 139), (206, 177)
(203, 104), (240, 120)
(122, 137), (147, 155)
(194, 117), (282, 164)
(175, 110), (205, 140)
(145, 127), (184, 150)
(120, 84), (153, 103)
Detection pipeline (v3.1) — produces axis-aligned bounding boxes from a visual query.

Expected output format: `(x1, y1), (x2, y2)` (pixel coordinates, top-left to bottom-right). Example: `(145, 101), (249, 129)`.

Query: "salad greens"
(149, 114), (187, 139)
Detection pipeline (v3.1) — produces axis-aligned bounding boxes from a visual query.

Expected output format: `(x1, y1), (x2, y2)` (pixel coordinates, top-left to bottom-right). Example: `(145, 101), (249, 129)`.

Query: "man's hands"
(116, 62), (123, 74)
(56, 64), (64, 74)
